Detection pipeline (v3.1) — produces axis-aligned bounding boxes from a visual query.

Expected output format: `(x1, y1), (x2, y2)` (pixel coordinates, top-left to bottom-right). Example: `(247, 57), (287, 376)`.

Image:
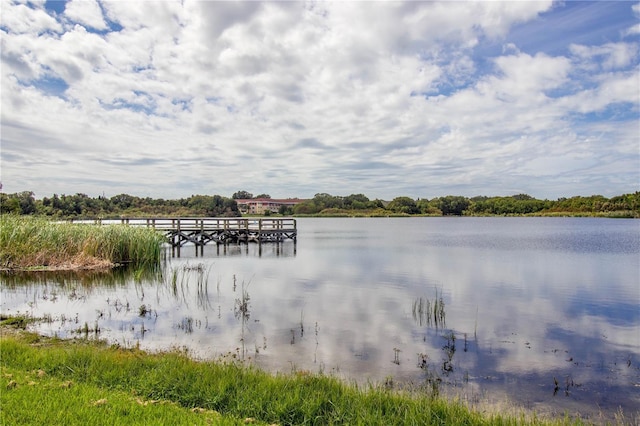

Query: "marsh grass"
(0, 216), (165, 270)
(412, 289), (446, 328)
(1, 327), (597, 426)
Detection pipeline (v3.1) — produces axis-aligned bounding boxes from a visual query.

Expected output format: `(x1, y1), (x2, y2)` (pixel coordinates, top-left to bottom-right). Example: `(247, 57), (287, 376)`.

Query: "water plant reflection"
(1, 217), (638, 423)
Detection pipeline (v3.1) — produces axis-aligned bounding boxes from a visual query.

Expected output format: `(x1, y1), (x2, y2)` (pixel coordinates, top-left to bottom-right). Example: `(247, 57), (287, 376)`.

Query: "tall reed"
(0, 216), (165, 270)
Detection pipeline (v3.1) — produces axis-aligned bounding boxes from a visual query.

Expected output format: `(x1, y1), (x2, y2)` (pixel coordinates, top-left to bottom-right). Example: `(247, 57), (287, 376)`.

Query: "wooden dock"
(88, 217), (297, 257)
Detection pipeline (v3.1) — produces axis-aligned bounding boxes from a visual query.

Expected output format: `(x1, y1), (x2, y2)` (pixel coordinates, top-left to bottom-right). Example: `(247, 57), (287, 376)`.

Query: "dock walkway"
(84, 217), (297, 256)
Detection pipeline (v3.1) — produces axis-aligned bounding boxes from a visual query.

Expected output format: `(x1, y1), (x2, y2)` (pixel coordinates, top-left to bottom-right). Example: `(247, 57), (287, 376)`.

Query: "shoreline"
(0, 256), (117, 273)
(3, 321), (625, 425)
(0, 260), (117, 273)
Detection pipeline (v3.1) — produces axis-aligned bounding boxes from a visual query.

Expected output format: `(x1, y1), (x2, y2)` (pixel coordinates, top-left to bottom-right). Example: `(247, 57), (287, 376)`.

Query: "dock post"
(195, 219), (199, 257)
(176, 219), (181, 258)
(198, 219), (204, 257)
(170, 219), (175, 257)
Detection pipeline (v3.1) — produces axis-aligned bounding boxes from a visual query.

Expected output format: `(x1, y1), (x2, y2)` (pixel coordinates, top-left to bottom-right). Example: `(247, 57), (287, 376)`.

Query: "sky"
(1, 0), (639, 201)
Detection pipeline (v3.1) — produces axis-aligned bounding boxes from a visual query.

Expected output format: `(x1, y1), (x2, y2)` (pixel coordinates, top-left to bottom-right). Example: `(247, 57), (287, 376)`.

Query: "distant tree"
(221, 197), (239, 216)
(278, 205), (293, 215)
(511, 194), (534, 201)
(470, 196), (489, 203)
(343, 193), (369, 209)
(387, 196), (420, 214)
(232, 191), (253, 199)
(608, 192), (640, 212)
(0, 193), (21, 214)
(186, 195), (239, 216)
(4, 190), (636, 218)
(368, 199), (385, 209)
(111, 194), (139, 210)
(312, 193), (343, 211)
(187, 195), (212, 214)
(254, 193), (271, 199)
(293, 201), (318, 215)
(435, 196), (470, 216)
(552, 195), (610, 213)
(417, 198), (440, 215)
(16, 191), (37, 215)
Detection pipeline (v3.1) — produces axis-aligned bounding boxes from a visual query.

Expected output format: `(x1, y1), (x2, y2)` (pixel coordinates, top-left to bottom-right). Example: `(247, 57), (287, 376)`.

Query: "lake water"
(2, 217), (639, 422)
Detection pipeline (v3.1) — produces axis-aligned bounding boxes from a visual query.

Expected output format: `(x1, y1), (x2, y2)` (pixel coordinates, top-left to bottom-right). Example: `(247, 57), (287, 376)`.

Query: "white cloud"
(491, 52), (572, 99)
(64, 0), (108, 31)
(570, 42), (639, 70)
(0, 0), (637, 199)
(624, 4), (640, 37)
(557, 70), (639, 114)
(0, 1), (62, 34)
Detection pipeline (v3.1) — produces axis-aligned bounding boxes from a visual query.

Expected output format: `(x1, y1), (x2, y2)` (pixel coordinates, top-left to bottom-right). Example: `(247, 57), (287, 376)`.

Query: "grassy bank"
(0, 324), (584, 426)
(0, 215), (165, 270)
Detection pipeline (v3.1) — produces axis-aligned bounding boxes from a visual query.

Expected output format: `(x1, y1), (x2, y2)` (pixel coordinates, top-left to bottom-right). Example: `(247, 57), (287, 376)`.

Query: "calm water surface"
(2, 217), (639, 421)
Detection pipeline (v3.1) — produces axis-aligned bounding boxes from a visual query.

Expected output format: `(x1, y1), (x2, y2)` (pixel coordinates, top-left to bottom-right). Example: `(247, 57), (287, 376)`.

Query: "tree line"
(290, 192), (639, 216)
(0, 192), (240, 217)
(1, 190), (638, 218)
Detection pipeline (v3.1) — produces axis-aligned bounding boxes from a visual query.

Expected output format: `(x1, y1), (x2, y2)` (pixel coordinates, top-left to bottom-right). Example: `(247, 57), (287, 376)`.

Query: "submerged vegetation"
(412, 290), (446, 328)
(1, 324), (596, 426)
(0, 216), (165, 271)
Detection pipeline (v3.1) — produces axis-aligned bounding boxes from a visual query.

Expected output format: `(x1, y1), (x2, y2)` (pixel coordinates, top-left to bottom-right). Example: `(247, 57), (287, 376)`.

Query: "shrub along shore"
(0, 216), (165, 271)
(0, 321), (596, 426)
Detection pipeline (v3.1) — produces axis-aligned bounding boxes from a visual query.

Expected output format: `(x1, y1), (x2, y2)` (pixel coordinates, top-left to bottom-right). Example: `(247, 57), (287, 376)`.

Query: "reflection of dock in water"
(90, 217), (297, 257)
(213, 240), (296, 258)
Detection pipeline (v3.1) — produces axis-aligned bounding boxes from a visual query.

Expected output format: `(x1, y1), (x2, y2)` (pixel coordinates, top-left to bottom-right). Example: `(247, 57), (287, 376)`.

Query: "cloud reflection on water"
(1, 217), (638, 422)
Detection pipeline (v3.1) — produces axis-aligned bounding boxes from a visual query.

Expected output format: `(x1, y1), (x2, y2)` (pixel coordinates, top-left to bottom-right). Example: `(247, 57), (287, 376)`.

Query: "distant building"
(235, 198), (307, 215)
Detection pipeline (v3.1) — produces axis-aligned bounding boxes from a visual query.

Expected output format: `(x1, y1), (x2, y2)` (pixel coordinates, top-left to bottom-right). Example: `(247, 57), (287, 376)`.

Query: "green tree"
(293, 201), (318, 215)
(435, 196), (470, 216)
(0, 193), (21, 214)
(343, 194), (370, 209)
(367, 199), (385, 209)
(278, 205), (294, 215)
(417, 198), (441, 215)
(13, 191), (37, 215)
(511, 194), (533, 201)
(186, 195), (239, 216)
(387, 196), (419, 214)
(232, 191), (253, 200)
(220, 196), (239, 216)
(312, 193), (343, 211)
(111, 194), (140, 211)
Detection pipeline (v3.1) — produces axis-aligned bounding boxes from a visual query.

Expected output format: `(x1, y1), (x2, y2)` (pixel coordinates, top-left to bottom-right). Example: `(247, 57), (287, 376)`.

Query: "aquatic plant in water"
(412, 289), (446, 328)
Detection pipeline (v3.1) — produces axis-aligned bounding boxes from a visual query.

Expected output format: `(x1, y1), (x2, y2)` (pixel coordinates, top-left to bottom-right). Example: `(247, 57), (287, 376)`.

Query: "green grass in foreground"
(0, 215), (165, 270)
(0, 329), (588, 426)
